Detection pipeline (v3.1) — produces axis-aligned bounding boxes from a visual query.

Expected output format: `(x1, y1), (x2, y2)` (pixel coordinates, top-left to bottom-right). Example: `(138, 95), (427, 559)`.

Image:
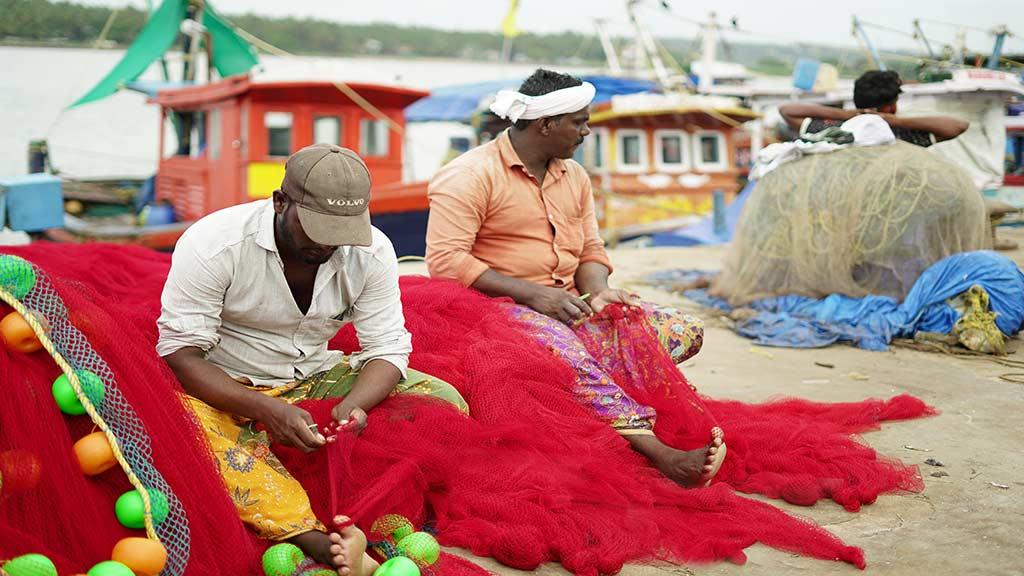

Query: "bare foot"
(627, 433), (725, 487)
(330, 516), (376, 576)
(290, 519), (369, 576)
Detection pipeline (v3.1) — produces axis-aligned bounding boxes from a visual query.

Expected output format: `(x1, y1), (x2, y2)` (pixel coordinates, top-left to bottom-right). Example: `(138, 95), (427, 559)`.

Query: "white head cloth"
(489, 82), (596, 123)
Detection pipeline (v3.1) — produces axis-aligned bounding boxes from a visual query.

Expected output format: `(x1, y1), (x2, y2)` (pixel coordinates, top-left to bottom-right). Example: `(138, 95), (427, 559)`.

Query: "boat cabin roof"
(148, 75), (428, 110)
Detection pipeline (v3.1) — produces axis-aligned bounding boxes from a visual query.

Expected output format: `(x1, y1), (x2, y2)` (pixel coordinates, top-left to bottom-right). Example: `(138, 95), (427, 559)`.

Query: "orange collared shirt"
(426, 130), (612, 292)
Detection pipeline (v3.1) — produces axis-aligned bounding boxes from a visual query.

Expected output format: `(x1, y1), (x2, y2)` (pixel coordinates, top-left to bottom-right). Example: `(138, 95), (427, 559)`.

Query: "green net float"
(298, 568), (337, 576)
(0, 255), (36, 300)
(51, 370), (106, 415)
(396, 532), (440, 566)
(262, 542), (305, 576)
(1, 553), (57, 576)
(115, 488), (169, 529)
(370, 514), (414, 542)
(86, 560), (135, 576)
(372, 556), (420, 576)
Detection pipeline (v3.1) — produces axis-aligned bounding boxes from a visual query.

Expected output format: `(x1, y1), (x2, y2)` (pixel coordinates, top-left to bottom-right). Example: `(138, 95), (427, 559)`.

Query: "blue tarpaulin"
(405, 75), (658, 122)
(650, 180), (753, 247)
(649, 251), (1024, 350)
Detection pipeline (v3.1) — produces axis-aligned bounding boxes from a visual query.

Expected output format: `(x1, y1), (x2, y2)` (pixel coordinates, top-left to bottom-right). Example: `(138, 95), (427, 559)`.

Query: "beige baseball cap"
(281, 144), (372, 246)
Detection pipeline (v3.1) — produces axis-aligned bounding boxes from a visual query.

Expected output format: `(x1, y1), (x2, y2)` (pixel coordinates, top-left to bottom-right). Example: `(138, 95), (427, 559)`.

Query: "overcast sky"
(79, 0), (1024, 54)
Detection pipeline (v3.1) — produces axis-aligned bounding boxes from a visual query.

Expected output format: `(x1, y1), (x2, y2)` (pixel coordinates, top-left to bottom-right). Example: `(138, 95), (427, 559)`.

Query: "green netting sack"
(712, 141), (990, 305)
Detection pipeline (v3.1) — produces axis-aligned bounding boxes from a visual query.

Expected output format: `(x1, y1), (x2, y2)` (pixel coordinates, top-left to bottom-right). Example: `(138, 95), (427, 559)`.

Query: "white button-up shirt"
(156, 200), (411, 387)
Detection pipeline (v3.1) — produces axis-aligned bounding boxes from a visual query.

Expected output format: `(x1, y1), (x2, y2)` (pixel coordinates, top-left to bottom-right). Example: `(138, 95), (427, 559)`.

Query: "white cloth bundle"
(489, 82), (596, 123)
(752, 114), (896, 180)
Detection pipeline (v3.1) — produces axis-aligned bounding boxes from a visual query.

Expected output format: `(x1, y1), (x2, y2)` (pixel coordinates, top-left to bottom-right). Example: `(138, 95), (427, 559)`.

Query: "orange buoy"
(111, 537), (168, 576)
(73, 431), (117, 476)
(0, 310), (47, 353)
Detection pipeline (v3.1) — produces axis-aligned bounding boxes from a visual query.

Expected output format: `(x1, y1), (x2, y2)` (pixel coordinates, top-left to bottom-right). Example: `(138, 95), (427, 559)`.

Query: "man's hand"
(526, 286), (594, 324)
(258, 399), (325, 453)
(589, 289), (641, 314)
(330, 404), (369, 436)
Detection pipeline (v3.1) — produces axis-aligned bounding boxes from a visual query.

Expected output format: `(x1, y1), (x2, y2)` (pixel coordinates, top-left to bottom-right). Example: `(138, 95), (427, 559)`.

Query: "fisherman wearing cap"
(157, 144), (465, 575)
(426, 69), (724, 488)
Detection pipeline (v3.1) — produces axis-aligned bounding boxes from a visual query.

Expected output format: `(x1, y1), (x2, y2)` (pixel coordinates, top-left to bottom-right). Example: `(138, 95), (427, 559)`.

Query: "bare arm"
(330, 359), (401, 430)
(472, 269), (592, 324)
(164, 347), (325, 452)
(778, 103), (857, 132)
(878, 113), (969, 142)
(574, 262), (611, 298)
(574, 261), (641, 313)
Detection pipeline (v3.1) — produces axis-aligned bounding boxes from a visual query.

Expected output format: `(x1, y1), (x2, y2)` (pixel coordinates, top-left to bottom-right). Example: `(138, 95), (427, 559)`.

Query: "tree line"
(3, 0), (919, 77)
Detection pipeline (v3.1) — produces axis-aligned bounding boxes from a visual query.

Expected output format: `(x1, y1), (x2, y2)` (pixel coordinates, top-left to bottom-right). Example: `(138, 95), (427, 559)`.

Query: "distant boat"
(58, 76), (430, 254)
(32, 0), (435, 255)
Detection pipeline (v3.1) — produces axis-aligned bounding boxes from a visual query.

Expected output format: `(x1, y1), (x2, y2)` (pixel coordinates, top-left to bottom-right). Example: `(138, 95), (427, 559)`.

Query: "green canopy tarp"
(71, 0), (258, 108)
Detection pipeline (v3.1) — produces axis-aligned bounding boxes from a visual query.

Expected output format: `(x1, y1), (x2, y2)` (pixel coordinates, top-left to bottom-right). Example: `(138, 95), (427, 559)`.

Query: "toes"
(329, 532), (343, 544)
(330, 544), (344, 556)
(707, 445), (718, 456)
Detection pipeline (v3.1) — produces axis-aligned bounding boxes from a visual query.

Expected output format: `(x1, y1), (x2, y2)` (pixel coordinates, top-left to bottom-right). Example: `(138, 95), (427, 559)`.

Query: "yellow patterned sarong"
(187, 362), (467, 540)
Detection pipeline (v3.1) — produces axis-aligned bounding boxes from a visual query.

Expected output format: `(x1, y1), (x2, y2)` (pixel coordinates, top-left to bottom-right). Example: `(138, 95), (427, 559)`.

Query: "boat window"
(584, 128), (609, 171)
(654, 130), (689, 172)
(572, 142), (585, 164)
(265, 112), (293, 157)
(616, 129), (648, 173)
(208, 108), (221, 160)
(314, 116), (342, 147)
(360, 119), (390, 157)
(169, 110), (207, 158)
(694, 132), (727, 172)
(1008, 131), (1024, 179)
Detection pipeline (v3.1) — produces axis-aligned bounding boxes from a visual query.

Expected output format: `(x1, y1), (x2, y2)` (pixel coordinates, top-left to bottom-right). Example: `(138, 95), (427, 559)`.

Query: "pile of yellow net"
(712, 141), (990, 305)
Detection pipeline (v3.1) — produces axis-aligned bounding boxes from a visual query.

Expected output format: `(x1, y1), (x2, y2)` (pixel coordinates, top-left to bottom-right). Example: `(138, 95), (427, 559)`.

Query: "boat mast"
(912, 19), (937, 60)
(626, 0), (672, 88)
(698, 12), (718, 93)
(181, 0), (208, 83)
(595, 18), (623, 75)
(987, 26), (1009, 70)
(851, 16), (886, 71)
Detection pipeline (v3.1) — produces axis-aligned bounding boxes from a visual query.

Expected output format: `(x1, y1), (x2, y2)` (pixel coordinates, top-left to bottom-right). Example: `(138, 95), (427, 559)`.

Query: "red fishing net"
(0, 244), (936, 575)
(573, 305), (932, 511)
(0, 244), (259, 575)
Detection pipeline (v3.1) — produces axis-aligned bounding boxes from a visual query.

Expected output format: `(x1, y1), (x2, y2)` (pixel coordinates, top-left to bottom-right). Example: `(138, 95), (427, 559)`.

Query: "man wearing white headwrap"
(426, 69), (723, 487)
(489, 80), (597, 124)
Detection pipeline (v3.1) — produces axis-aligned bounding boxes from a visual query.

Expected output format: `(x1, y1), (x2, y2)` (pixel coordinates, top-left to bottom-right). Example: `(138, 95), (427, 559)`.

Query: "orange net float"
(73, 431), (118, 476)
(0, 309), (48, 354)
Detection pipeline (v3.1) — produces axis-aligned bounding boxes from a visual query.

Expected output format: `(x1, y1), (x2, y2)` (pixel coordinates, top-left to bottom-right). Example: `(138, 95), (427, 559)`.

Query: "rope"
(0, 287), (162, 542)
(857, 19), (920, 41)
(594, 187), (713, 210)
(702, 108), (744, 128)
(916, 18), (1002, 35)
(230, 26), (403, 135)
(93, 8), (122, 49)
(396, 255), (426, 263)
(891, 338), (1024, 383)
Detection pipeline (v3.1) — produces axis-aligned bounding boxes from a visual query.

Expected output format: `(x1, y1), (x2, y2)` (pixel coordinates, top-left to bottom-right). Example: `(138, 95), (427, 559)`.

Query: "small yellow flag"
(501, 0), (521, 39)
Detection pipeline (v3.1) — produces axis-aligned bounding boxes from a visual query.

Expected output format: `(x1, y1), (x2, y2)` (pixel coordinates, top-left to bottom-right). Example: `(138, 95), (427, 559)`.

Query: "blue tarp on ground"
(650, 181), (753, 247)
(405, 75), (658, 122)
(649, 251), (1024, 350)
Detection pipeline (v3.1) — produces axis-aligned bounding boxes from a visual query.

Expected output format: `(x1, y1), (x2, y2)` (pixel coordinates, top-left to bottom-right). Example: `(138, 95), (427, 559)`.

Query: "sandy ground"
(398, 227), (1024, 576)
